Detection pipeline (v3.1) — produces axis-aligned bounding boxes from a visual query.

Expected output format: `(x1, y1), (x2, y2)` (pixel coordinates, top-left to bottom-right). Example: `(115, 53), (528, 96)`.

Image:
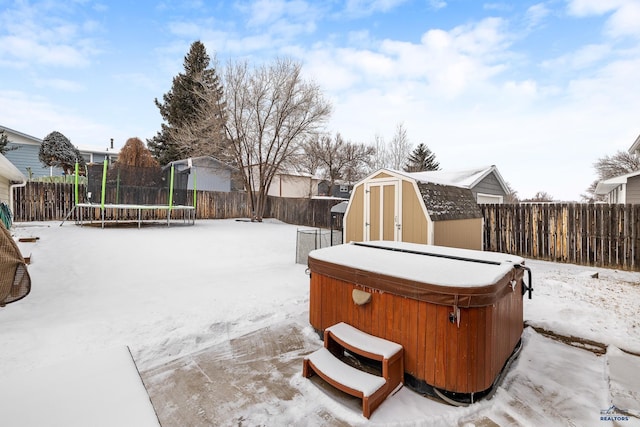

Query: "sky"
(1, 0), (640, 201)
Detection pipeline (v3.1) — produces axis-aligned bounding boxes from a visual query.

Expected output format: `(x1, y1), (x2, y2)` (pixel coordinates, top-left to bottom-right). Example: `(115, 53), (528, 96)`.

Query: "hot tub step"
(303, 322), (404, 419)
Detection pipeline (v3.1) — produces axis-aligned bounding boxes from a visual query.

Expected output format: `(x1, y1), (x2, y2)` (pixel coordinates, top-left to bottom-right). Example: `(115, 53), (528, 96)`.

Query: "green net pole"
(168, 164), (175, 210)
(192, 166), (197, 209)
(74, 162), (79, 204)
(116, 169), (120, 204)
(101, 159), (107, 209)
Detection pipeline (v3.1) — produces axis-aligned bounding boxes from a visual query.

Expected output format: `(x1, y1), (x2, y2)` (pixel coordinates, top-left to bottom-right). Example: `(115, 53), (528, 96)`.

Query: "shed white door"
(365, 180), (400, 241)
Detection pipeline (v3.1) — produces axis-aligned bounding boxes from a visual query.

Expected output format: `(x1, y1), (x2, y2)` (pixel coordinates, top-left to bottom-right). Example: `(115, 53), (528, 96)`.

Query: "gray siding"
(174, 160), (233, 192)
(5, 142), (63, 178)
(471, 173), (505, 197)
(626, 175), (640, 203)
(189, 167), (231, 191)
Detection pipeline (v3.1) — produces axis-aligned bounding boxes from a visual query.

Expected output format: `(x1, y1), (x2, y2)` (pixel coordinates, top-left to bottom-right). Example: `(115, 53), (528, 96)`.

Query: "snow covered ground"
(1, 219), (639, 426)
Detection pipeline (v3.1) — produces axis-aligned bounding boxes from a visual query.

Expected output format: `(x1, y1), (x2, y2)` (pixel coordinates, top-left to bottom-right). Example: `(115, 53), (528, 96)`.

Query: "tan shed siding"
(626, 175), (640, 203)
(345, 184), (365, 242)
(383, 184), (395, 240)
(401, 180), (428, 243)
(372, 171), (393, 179)
(433, 218), (483, 250)
(370, 185), (381, 240)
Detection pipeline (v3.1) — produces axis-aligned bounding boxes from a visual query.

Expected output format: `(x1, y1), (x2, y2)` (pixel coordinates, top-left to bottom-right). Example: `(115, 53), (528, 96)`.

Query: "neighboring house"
(343, 169), (484, 250)
(0, 125), (118, 178)
(404, 165), (510, 204)
(627, 133), (640, 156)
(318, 180), (353, 199)
(595, 133), (640, 203)
(267, 171), (320, 198)
(244, 165), (321, 198)
(0, 153), (27, 218)
(167, 156), (239, 192)
(594, 170), (640, 203)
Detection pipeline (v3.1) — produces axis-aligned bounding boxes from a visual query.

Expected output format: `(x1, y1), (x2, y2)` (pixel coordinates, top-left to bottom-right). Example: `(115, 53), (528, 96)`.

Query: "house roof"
(594, 169), (640, 194)
(2, 124), (120, 154)
(628, 134), (640, 155)
(0, 153), (26, 182)
(400, 165), (509, 194)
(417, 182), (483, 221)
(168, 156), (239, 172)
(0, 124), (42, 144)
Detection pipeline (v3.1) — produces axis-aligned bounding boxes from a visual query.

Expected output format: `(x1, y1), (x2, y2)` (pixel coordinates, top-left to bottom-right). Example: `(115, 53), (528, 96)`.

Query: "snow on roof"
(417, 181), (483, 220)
(403, 165), (494, 188)
(595, 169), (640, 194)
(168, 156), (239, 172)
(309, 241), (523, 288)
(0, 153), (26, 182)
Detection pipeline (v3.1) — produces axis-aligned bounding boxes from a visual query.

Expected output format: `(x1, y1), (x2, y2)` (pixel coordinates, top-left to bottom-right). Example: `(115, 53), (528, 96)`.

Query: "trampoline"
(63, 160), (196, 228)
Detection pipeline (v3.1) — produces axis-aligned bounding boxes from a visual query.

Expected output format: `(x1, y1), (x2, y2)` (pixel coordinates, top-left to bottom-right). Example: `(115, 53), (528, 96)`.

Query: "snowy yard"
(1, 219), (639, 426)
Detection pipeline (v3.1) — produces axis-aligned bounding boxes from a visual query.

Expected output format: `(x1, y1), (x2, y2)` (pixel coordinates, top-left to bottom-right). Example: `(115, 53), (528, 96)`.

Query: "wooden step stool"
(303, 322), (404, 419)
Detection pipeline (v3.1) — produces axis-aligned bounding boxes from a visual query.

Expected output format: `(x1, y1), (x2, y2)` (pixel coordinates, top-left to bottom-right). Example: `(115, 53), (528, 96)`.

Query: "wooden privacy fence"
(12, 182), (341, 229)
(481, 203), (640, 271)
(13, 183), (640, 270)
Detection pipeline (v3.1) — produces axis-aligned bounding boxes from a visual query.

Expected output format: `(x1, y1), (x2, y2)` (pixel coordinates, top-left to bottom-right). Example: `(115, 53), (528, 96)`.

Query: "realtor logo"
(600, 405), (630, 422)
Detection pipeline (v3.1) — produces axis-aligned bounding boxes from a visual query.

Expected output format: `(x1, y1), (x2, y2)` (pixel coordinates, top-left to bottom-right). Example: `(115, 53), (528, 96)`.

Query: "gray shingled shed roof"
(417, 182), (483, 221)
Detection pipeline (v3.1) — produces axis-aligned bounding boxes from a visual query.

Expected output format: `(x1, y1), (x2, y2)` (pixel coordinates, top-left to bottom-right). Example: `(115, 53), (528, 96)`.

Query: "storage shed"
(167, 156), (239, 192)
(343, 169), (484, 250)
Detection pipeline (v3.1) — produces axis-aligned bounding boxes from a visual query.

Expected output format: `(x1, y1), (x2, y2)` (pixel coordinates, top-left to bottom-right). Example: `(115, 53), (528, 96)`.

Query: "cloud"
(566, 0), (619, 16)
(541, 43), (611, 71)
(0, 90), (108, 142)
(0, 2), (101, 68)
(567, 0), (640, 39)
(343, 0), (410, 16)
(525, 3), (551, 29)
(34, 78), (84, 92)
(428, 0), (447, 10)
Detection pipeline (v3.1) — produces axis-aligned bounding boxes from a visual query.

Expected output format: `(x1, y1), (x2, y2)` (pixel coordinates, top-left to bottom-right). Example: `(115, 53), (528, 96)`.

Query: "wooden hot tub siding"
(309, 270), (524, 394)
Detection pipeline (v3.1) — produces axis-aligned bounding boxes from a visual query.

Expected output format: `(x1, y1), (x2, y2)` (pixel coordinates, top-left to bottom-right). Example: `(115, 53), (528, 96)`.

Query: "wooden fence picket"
(12, 182), (640, 270)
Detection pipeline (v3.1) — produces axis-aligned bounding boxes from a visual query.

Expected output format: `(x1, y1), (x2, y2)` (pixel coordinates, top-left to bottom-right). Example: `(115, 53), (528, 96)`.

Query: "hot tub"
(307, 241), (532, 402)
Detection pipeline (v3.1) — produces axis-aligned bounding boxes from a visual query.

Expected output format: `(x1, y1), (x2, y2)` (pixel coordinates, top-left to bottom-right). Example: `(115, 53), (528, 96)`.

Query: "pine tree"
(148, 41), (227, 165)
(38, 131), (85, 174)
(404, 143), (440, 172)
(0, 130), (17, 155)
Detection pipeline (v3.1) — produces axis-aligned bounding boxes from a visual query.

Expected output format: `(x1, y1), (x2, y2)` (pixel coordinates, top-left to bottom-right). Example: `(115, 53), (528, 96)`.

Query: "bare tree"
(301, 132), (374, 194)
(523, 191), (554, 202)
(504, 181), (519, 203)
(219, 58), (331, 221)
(369, 132), (387, 171)
(389, 122), (411, 170)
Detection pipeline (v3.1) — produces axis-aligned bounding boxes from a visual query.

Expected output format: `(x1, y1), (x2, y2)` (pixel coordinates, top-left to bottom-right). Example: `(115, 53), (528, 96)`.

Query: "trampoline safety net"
(86, 163), (189, 206)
